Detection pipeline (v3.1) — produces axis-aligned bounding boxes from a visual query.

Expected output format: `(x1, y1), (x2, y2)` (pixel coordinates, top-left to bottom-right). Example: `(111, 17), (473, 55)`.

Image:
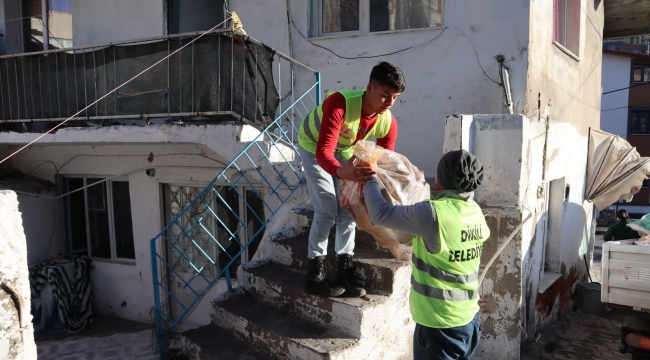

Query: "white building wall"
(600, 54), (631, 139)
(524, 0), (603, 340)
(233, 0), (531, 179)
(72, 0), (164, 46)
(0, 124), (277, 327)
(19, 192), (66, 265)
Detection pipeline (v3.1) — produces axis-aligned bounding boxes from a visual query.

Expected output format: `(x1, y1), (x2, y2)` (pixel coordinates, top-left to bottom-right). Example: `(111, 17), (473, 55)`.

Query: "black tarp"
(0, 33), (278, 125)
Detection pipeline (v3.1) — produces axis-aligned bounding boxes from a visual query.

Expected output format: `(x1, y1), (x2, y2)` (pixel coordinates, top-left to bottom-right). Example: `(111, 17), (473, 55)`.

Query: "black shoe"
(336, 254), (366, 297)
(304, 256), (345, 297)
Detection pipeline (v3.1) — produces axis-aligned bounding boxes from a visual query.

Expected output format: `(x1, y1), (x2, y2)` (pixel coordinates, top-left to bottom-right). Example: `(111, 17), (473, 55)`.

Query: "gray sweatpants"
(300, 147), (356, 258)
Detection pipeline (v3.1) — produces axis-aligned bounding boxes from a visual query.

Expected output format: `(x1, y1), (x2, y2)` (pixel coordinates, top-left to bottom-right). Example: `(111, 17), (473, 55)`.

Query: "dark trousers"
(413, 312), (481, 360)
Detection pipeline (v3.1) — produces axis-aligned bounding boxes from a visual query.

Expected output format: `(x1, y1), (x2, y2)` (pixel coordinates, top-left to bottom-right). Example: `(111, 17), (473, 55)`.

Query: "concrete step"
(265, 235), (408, 295)
(242, 262), (394, 338)
(211, 293), (358, 360)
(181, 323), (267, 360)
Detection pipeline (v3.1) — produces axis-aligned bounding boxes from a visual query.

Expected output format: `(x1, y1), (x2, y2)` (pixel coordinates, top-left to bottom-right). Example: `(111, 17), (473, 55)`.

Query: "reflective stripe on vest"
(298, 90), (392, 160)
(409, 197), (490, 329)
(411, 277), (477, 301)
(411, 253), (478, 285)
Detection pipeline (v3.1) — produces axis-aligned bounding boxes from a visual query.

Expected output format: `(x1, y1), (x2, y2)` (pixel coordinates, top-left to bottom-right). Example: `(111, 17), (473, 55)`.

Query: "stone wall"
(0, 190), (36, 359)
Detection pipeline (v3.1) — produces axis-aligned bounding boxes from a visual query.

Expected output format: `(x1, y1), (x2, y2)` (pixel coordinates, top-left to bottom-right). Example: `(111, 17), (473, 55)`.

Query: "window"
(632, 63), (650, 83)
(629, 110), (650, 135)
(167, 0), (225, 35)
(316, 0), (442, 36)
(64, 177), (135, 260)
(22, 0), (73, 52)
(552, 0), (580, 56)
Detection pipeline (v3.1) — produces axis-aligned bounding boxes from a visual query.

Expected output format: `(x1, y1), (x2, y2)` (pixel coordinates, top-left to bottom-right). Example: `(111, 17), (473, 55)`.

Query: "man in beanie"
(364, 149), (489, 360)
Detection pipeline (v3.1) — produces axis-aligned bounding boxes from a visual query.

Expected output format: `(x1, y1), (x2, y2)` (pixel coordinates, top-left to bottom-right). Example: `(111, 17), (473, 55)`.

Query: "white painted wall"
(0, 125), (282, 327)
(233, 0), (531, 178)
(600, 53), (631, 139)
(72, 0), (164, 46)
(523, 0), (603, 339)
(18, 192), (66, 266)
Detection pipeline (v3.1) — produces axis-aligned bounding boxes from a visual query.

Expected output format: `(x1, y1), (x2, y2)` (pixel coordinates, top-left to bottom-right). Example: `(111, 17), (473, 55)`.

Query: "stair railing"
(150, 43), (320, 358)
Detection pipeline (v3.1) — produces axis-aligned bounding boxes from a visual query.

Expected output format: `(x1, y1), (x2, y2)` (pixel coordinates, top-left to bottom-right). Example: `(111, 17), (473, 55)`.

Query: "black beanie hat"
(436, 150), (484, 192)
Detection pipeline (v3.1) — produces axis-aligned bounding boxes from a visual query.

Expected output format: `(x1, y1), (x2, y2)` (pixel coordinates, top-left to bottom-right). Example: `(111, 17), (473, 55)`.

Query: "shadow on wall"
(521, 201), (591, 340)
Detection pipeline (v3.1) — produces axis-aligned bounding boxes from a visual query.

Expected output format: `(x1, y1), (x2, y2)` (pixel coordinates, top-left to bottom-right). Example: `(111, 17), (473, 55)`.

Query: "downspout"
(498, 55), (513, 114)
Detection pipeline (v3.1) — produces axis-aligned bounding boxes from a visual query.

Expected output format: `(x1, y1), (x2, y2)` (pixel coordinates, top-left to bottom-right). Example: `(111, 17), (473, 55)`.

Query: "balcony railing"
(0, 29), (281, 129)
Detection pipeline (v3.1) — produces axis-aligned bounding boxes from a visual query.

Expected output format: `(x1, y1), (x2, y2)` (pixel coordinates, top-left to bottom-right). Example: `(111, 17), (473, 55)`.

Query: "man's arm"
(316, 93), (375, 182)
(315, 93), (346, 176)
(376, 115), (398, 151)
(364, 178), (440, 253)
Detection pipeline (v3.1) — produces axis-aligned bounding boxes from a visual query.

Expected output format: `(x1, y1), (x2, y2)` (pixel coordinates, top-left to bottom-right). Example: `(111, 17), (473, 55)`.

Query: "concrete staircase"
(181, 207), (413, 360)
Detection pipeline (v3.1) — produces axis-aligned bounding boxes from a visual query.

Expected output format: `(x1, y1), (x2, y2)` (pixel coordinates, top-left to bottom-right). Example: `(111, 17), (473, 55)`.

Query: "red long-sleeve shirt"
(315, 92), (398, 176)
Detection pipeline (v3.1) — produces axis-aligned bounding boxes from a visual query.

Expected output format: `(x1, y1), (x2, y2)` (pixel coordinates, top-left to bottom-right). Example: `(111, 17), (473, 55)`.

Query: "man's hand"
(336, 156), (376, 182)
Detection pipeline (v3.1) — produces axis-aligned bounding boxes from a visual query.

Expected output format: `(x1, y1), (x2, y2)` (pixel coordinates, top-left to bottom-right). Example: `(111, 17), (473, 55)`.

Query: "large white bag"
(340, 141), (430, 261)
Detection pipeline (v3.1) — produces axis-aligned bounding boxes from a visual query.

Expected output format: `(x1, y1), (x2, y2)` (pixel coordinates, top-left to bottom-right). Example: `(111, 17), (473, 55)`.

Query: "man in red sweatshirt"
(297, 62), (405, 297)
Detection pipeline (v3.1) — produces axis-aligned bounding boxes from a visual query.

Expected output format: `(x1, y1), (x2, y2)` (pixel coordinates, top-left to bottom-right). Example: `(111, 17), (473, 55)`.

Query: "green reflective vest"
(410, 197), (490, 329)
(298, 89), (392, 160)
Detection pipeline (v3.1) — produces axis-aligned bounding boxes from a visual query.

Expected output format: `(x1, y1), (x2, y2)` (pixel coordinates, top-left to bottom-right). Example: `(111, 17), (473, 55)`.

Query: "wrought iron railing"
(149, 41), (320, 358)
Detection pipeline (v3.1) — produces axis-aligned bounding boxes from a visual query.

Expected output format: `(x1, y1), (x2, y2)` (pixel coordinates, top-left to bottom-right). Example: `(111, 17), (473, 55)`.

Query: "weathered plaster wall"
(525, 0), (603, 340)
(444, 114), (547, 359)
(0, 191), (37, 360)
(18, 192), (65, 265)
(233, 0), (531, 178)
(600, 54), (630, 139)
(72, 0), (164, 47)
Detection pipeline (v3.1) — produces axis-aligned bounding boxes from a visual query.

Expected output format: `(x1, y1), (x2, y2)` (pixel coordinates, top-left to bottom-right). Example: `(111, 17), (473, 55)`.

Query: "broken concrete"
(0, 191), (37, 360)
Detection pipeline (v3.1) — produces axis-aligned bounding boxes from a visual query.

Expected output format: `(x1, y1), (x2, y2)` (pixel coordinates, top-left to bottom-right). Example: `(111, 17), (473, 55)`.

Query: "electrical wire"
(287, 9), (446, 59)
(0, 16), (232, 165)
(602, 82), (650, 95)
(601, 101), (650, 112)
(1, 165), (223, 200)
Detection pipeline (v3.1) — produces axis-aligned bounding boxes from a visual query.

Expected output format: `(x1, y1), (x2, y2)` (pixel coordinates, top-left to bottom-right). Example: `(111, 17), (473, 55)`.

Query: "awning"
(584, 128), (650, 211)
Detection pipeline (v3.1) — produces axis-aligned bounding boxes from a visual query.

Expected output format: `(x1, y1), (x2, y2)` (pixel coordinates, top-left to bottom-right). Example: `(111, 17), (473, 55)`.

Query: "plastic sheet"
(340, 141), (429, 260)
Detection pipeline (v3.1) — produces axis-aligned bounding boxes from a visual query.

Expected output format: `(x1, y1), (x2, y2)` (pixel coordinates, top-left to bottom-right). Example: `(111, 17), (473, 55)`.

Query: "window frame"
(22, 0), (73, 53)
(631, 61), (650, 84)
(552, 0), (581, 60)
(312, 0), (444, 38)
(63, 176), (136, 263)
(628, 108), (650, 136)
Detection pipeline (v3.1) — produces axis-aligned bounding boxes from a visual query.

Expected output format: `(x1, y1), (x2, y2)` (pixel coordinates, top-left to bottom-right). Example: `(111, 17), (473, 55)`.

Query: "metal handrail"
(150, 69), (320, 358)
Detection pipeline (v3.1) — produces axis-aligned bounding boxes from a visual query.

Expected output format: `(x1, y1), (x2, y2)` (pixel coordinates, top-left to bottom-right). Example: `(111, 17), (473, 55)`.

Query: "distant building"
(601, 49), (650, 215)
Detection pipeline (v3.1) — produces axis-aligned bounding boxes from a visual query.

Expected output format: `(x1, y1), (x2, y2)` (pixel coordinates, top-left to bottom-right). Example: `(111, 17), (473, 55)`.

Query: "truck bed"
(601, 240), (650, 310)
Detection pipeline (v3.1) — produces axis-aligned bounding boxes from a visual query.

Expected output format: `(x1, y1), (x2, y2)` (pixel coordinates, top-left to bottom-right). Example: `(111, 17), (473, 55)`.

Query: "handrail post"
(315, 71), (321, 105)
(150, 239), (165, 360)
(225, 267), (233, 292)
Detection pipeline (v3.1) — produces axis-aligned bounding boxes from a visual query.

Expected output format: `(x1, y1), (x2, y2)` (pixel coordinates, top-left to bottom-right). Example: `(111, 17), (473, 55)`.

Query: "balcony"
(0, 29), (280, 132)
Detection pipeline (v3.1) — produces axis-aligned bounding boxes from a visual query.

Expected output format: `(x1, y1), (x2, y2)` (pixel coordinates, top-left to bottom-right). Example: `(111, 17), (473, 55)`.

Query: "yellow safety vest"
(410, 197), (490, 328)
(298, 89), (392, 160)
